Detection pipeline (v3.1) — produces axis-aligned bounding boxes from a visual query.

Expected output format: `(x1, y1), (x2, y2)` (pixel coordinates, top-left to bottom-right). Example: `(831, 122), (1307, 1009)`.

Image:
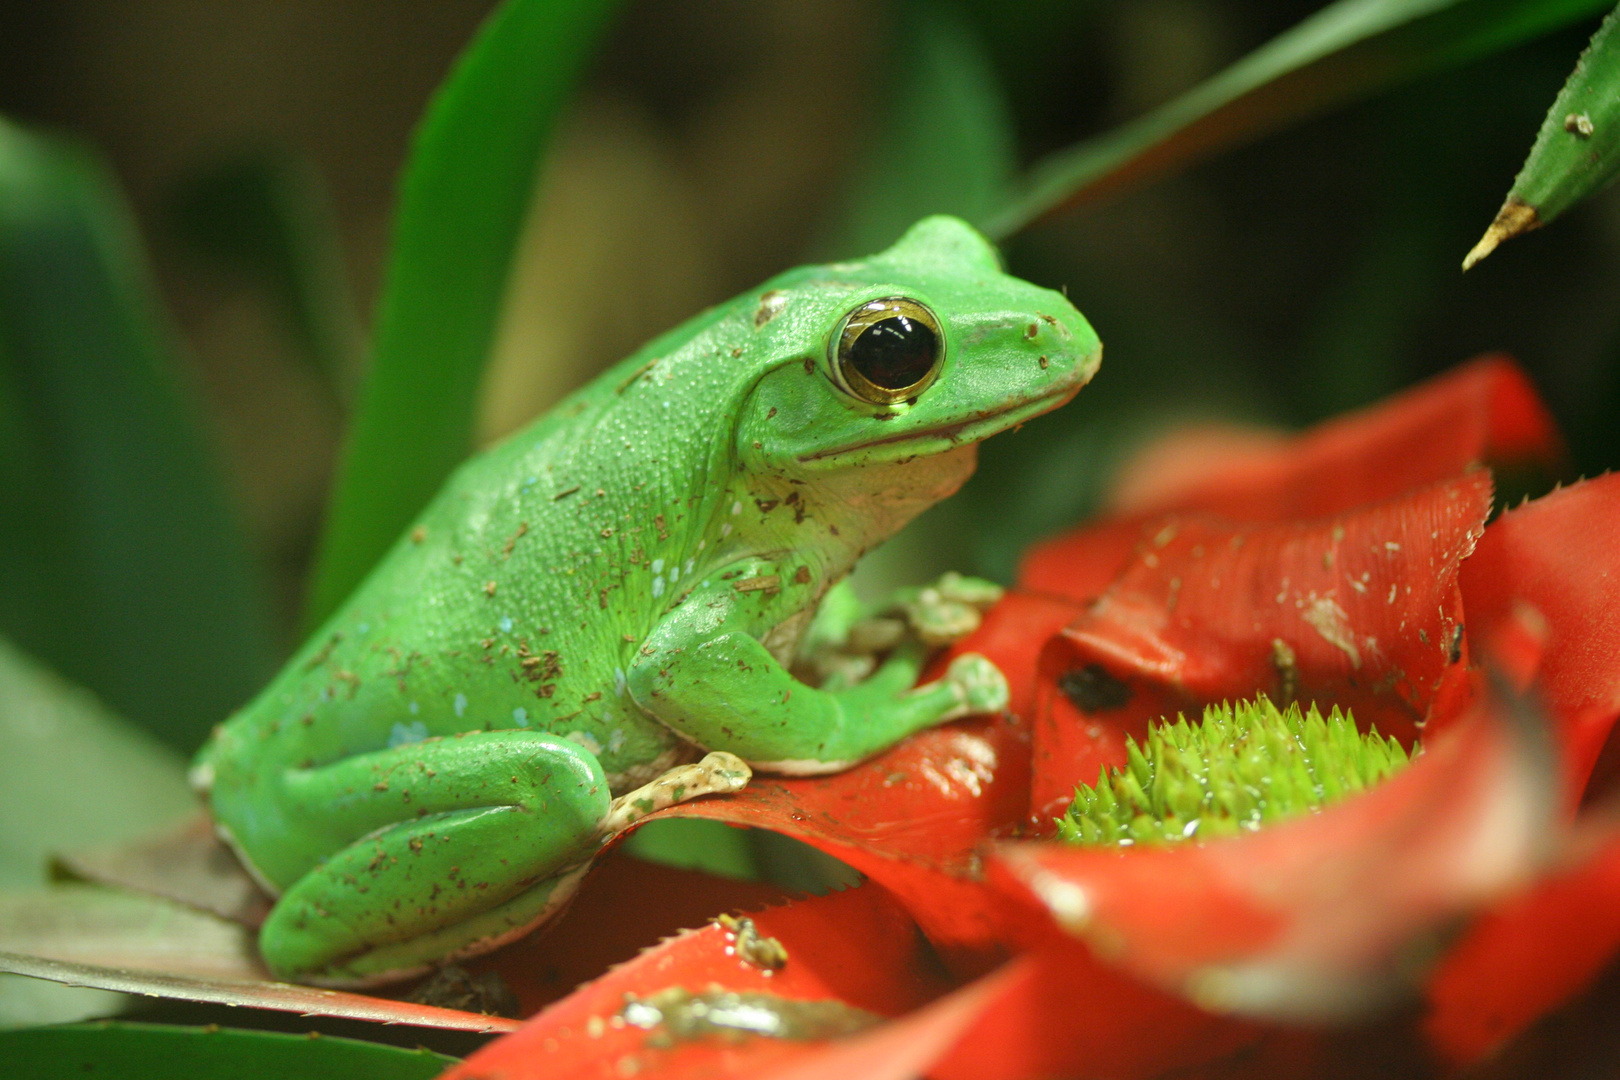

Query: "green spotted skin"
(193, 216), (1101, 984)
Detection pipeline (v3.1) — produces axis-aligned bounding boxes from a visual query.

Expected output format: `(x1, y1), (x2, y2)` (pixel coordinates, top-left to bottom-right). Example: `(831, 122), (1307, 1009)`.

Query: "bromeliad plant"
(443, 357), (1620, 1079)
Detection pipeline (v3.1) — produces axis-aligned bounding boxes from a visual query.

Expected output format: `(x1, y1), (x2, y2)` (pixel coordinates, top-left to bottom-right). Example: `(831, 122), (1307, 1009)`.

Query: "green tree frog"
(191, 216), (1101, 986)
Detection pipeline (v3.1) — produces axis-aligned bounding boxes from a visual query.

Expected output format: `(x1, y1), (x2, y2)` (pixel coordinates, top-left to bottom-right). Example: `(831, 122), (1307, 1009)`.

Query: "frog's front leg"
(627, 561), (1008, 773)
(257, 730), (611, 986)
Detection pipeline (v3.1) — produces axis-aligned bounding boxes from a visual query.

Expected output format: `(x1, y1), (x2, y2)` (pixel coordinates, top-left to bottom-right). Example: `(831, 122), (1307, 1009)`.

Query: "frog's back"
(200, 295), (762, 809)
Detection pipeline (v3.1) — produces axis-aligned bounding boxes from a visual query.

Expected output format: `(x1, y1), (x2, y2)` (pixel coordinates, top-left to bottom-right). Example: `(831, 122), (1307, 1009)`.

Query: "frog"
(190, 215), (1102, 987)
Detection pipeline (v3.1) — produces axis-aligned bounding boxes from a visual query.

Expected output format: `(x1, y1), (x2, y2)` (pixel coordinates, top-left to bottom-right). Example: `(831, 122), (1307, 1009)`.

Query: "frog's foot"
(928, 652), (1010, 717)
(600, 751), (751, 837)
(255, 730), (612, 987)
(893, 572), (1005, 647)
(802, 573), (1004, 690)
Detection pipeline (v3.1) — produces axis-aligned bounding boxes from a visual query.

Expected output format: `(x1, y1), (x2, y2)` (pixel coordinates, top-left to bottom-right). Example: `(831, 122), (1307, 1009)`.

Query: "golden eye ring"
(829, 297), (944, 405)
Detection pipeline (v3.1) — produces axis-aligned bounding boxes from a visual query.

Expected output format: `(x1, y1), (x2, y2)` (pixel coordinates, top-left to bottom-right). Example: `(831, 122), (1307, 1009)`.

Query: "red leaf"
(443, 884), (954, 1080)
(1028, 473), (1491, 818)
(1424, 817), (1620, 1066)
(1113, 354), (1558, 521)
(925, 949), (1261, 1080)
(469, 852), (792, 1014)
(752, 962), (1021, 1080)
(1020, 356), (1559, 599)
(1019, 516), (1150, 606)
(989, 684), (1557, 1023)
(667, 714), (1027, 972)
(1460, 472), (1620, 797)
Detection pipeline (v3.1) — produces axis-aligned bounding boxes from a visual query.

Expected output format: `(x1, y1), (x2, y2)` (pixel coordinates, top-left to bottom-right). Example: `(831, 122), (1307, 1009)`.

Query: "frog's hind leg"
(259, 730), (611, 986)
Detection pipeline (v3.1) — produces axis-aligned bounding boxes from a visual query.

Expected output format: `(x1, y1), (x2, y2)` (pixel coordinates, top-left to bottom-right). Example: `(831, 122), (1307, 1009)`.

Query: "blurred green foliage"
(1, 1022), (456, 1079)
(0, 120), (276, 751)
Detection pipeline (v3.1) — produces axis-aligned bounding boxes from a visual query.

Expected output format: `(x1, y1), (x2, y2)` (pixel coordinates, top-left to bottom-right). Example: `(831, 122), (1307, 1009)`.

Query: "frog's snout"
(969, 303), (1101, 406)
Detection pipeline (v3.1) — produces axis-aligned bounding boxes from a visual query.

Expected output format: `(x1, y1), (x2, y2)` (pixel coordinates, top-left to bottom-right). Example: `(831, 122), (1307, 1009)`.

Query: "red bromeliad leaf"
(456, 898), (1256, 1080)
(442, 883), (955, 1080)
(988, 681), (1558, 1025)
(1017, 516), (1151, 607)
(469, 852), (792, 1015)
(1424, 815), (1620, 1067)
(1114, 354), (1556, 522)
(925, 947), (1262, 1080)
(754, 961), (1020, 1080)
(1027, 472), (1491, 818)
(665, 714), (1025, 972)
(1460, 472), (1620, 797)
(1020, 355), (1560, 598)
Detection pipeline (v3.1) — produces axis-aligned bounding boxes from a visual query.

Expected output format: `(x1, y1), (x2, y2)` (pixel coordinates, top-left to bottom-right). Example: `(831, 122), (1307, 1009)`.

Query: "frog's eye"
(830, 297), (943, 405)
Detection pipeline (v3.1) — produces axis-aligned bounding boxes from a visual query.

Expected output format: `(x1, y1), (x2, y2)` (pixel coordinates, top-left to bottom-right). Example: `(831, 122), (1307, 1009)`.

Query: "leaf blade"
(0, 1021), (459, 1079)
(982, 0), (1615, 239)
(305, 0), (623, 628)
(0, 119), (276, 751)
(1464, 2), (1620, 267)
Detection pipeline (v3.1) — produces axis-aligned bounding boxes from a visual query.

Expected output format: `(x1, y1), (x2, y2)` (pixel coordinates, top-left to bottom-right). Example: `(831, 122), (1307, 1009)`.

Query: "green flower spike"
(1058, 697), (1411, 847)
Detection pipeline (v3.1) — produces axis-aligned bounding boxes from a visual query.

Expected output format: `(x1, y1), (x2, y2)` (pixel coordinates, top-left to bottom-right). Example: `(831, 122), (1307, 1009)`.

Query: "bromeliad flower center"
(1058, 697), (1410, 846)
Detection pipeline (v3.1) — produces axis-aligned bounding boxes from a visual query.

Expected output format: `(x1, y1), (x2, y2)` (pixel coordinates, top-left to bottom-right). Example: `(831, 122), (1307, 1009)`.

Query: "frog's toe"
(940, 652), (1009, 715)
(900, 574), (1005, 647)
(934, 572), (1004, 611)
(600, 751), (753, 835)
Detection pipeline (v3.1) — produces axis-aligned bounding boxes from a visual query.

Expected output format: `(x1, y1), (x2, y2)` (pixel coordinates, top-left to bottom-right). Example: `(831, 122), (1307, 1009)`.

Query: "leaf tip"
(1462, 199), (1539, 271)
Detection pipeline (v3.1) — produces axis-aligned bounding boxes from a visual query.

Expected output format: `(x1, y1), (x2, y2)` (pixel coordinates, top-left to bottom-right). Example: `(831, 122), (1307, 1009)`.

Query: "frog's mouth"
(797, 383), (1081, 465)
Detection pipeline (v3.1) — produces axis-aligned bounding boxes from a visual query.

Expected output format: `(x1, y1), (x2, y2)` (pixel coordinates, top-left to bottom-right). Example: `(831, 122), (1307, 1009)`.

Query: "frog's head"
(738, 216), (1100, 497)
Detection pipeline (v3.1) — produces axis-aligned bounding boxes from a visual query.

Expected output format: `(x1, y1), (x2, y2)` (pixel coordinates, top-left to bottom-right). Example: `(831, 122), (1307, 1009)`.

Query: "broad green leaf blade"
(1464, 2), (1620, 267)
(815, 0), (1016, 259)
(981, 0), (1615, 239)
(305, 0), (622, 628)
(1, 1022), (457, 1080)
(0, 119), (276, 752)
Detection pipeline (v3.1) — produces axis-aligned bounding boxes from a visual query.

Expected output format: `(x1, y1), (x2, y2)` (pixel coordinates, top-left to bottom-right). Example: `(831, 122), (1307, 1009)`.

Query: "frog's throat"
(794, 383), (1079, 466)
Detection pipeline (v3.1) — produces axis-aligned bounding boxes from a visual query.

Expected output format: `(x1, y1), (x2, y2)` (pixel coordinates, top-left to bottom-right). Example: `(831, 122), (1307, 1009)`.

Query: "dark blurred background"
(2, 0), (1614, 652)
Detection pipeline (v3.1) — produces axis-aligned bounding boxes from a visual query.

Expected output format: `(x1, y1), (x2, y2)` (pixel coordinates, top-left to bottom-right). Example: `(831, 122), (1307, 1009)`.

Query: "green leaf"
(0, 118), (276, 752)
(1464, 2), (1620, 267)
(304, 0), (623, 628)
(815, 0), (1016, 259)
(981, 0), (1615, 239)
(0, 1022), (456, 1080)
(622, 819), (760, 881)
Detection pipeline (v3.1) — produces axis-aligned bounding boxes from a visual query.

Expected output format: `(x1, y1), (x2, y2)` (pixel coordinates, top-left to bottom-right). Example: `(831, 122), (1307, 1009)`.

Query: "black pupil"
(847, 315), (938, 390)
